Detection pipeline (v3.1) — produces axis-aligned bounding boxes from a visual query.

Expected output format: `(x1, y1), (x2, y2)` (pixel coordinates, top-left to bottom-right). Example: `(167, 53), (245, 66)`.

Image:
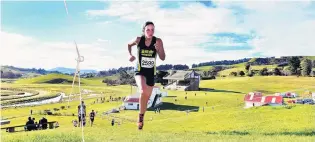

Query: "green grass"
(1, 76), (315, 142)
(85, 74), (120, 82)
(232, 62), (247, 67)
(192, 63), (246, 72)
(0, 88), (41, 104)
(0, 90), (18, 96)
(304, 56), (315, 60)
(0, 83), (133, 106)
(192, 62), (273, 76)
(248, 58), (257, 63)
(193, 66), (214, 71)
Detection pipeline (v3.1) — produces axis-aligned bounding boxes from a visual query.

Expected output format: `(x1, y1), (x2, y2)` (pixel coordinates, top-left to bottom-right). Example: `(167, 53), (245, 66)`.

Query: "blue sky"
(2, 1), (107, 42)
(1, 1), (315, 70)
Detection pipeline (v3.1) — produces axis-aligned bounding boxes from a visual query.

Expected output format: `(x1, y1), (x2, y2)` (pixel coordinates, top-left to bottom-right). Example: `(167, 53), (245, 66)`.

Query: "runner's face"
(145, 24), (154, 38)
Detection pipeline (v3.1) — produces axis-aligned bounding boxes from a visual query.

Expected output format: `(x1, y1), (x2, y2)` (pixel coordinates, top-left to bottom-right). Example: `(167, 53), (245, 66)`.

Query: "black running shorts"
(135, 72), (155, 86)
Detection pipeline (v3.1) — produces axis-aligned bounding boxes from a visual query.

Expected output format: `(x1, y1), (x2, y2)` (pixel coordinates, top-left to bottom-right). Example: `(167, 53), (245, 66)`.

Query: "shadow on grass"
(254, 90), (277, 94)
(165, 96), (177, 98)
(206, 131), (250, 136)
(263, 131), (315, 136)
(199, 88), (243, 94)
(44, 78), (82, 84)
(206, 130), (315, 136)
(148, 102), (199, 112)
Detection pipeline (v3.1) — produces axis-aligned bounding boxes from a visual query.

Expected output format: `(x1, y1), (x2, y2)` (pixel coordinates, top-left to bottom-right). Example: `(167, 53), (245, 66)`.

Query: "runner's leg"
(135, 75), (151, 129)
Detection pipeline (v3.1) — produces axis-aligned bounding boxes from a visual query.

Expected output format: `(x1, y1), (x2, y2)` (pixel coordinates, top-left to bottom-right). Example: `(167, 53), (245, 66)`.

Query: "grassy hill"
(1, 66), (42, 78)
(1, 76), (315, 142)
(14, 73), (104, 86)
(218, 65), (278, 76)
(305, 56), (315, 60)
(86, 74), (120, 81)
(192, 56), (315, 77)
(193, 65), (215, 71)
(48, 67), (98, 74)
(192, 62), (277, 76)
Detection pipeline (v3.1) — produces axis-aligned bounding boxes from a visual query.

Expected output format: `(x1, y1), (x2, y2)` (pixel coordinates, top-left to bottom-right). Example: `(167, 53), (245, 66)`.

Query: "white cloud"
(87, 1), (315, 64)
(87, 1), (243, 34)
(2, 1), (315, 71)
(97, 38), (110, 43)
(0, 31), (119, 71)
(213, 1), (315, 57)
(86, 1), (251, 67)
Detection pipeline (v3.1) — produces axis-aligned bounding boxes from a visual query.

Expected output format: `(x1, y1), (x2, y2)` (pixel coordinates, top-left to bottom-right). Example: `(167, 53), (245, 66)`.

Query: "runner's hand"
(129, 55), (136, 62)
(154, 42), (161, 52)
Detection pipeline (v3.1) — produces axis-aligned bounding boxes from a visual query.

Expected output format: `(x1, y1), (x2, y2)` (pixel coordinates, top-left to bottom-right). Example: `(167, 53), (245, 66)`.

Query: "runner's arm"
(128, 37), (141, 56)
(156, 38), (166, 61)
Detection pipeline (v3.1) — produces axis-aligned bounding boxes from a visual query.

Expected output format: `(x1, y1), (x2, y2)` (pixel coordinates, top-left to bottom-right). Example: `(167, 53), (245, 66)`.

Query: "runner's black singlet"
(134, 35), (157, 86)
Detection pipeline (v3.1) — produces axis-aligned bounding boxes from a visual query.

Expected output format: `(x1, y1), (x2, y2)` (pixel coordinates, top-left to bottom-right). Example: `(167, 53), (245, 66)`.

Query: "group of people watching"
(74, 101), (96, 127)
(25, 117), (48, 131)
(26, 101), (100, 130)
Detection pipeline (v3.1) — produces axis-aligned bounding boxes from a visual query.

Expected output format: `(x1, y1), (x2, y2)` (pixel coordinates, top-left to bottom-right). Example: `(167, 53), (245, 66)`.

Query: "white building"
(163, 70), (200, 91)
(123, 86), (167, 110)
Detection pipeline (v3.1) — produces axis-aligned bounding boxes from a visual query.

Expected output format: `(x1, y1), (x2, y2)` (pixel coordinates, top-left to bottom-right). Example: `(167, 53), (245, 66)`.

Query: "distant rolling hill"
(193, 56), (315, 71)
(192, 56), (315, 77)
(14, 73), (104, 85)
(48, 67), (98, 74)
(1, 65), (47, 79)
(2, 56), (314, 80)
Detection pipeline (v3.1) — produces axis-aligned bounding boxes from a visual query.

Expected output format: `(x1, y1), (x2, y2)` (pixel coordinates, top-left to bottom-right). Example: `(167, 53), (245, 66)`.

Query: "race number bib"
(141, 57), (155, 68)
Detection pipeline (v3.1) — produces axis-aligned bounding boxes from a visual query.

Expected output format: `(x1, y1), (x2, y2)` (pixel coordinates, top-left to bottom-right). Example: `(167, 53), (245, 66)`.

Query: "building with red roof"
(123, 86), (168, 110)
(244, 92), (283, 108)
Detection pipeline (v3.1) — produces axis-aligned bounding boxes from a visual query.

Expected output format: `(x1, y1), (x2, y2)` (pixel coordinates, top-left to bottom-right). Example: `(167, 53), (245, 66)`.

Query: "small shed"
(123, 86), (166, 110)
(244, 92), (283, 108)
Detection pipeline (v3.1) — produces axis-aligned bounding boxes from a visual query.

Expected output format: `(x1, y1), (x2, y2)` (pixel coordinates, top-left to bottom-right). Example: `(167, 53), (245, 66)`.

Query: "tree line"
(228, 57), (315, 77)
(192, 58), (251, 68)
(2, 56), (314, 79)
